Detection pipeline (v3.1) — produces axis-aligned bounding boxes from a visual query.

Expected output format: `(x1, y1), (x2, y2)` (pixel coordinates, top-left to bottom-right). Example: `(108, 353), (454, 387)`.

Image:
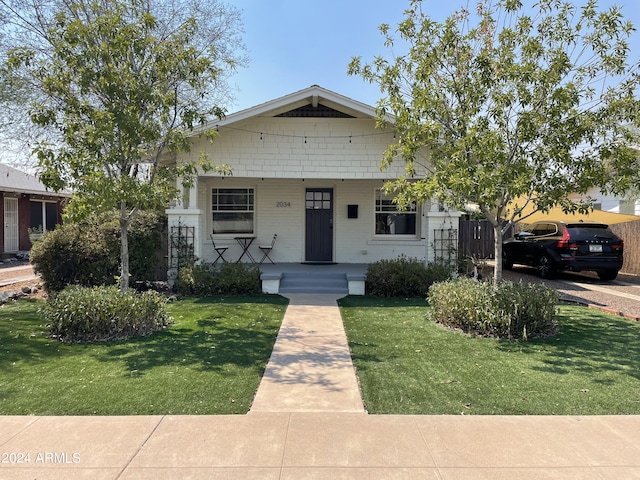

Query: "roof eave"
(1, 187), (71, 197)
(191, 85), (394, 136)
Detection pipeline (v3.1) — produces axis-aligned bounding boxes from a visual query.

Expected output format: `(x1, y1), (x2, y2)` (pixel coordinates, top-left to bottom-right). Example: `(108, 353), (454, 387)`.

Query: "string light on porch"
(213, 125), (395, 143)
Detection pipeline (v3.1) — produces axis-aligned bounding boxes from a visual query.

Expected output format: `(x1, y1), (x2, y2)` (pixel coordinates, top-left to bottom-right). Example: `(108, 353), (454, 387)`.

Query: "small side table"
(234, 236), (256, 264)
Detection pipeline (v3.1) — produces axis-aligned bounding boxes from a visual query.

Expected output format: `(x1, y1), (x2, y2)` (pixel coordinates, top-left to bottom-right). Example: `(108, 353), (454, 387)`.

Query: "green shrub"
(176, 263), (196, 295)
(31, 211), (163, 292)
(30, 222), (118, 292)
(365, 256), (453, 297)
(427, 278), (559, 340)
(41, 285), (173, 343)
(176, 262), (261, 296)
(127, 212), (165, 283)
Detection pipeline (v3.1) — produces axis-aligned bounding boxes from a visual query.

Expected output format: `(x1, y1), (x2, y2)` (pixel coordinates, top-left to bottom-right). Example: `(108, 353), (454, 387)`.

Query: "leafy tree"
(349, 0), (640, 281)
(1, 0), (245, 289)
(0, 31), (38, 165)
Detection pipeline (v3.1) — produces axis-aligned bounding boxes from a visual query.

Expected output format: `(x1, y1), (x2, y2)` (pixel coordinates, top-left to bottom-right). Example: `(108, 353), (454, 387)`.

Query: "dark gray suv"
(503, 220), (624, 280)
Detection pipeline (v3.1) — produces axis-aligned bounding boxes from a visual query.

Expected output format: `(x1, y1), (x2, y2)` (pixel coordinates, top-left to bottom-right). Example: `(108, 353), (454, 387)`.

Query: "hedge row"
(176, 262), (261, 296)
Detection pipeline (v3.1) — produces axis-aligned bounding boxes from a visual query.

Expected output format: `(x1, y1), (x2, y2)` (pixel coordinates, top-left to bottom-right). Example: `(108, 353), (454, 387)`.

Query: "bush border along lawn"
(0, 295), (288, 415)
(339, 296), (640, 415)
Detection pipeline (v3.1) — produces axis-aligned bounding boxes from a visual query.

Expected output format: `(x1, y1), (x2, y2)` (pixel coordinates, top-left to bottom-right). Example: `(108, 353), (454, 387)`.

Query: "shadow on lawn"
(93, 295), (288, 376)
(0, 299), (69, 369)
(498, 307), (640, 381)
(0, 296), (288, 377)
(339, 296), (428, 308)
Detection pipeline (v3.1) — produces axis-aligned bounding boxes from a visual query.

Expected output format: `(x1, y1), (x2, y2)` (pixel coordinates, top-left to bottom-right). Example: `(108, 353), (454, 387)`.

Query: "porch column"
(165, 176), (204, 286)
(423, 199), (462, 264)
(187, 180), (198, 211)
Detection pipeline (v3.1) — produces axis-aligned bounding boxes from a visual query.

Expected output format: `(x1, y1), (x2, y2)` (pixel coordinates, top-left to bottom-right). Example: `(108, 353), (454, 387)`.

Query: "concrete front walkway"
(1, 294), (640, 479)
(250, 294), (365, 413)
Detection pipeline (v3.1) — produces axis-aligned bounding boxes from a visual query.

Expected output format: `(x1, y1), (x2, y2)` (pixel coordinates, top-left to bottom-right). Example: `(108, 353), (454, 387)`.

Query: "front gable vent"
(275, 103), (355, 118)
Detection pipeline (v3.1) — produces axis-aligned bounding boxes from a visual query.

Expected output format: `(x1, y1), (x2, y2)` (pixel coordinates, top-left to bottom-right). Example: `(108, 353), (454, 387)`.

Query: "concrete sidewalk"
(0, 264), (37, 287)
(1, 414), (639, 478)
(1, 294), (640, 479)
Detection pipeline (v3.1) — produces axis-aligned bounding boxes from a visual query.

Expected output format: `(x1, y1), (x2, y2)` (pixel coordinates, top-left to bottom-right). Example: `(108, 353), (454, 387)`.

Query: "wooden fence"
(610, 220), (640, 276)
(458, 220), (514, 259)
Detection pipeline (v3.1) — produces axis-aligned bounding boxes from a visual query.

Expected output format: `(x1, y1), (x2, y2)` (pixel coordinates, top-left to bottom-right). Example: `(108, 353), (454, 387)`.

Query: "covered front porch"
(259, 263), (368, 295)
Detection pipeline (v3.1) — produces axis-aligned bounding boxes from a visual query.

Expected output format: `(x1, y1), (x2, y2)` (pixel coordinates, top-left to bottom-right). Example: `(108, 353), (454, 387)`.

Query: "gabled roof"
(202, 85), (392, 131)
(0, 163), (69, 197)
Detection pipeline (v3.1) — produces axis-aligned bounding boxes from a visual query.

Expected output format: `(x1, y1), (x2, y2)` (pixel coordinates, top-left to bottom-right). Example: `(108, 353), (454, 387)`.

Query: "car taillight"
(612, 240), (624, 250)
(557, 229), (571, 248)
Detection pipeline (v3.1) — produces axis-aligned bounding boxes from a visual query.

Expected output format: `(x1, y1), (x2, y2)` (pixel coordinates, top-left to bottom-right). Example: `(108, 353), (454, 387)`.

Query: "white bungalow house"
(165, 85), (461, 293)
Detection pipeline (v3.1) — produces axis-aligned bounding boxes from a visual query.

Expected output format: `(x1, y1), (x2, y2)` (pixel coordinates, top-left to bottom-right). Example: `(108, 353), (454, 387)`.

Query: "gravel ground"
(498, 265), (640, 320)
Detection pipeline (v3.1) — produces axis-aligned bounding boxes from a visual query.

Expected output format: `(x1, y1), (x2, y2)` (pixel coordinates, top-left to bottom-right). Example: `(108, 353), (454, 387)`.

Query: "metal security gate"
(3, 197), (19, 252)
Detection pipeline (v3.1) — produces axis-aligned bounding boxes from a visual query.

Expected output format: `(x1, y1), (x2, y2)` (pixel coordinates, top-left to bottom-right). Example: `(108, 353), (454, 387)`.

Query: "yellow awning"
(515, 205), (640, 225)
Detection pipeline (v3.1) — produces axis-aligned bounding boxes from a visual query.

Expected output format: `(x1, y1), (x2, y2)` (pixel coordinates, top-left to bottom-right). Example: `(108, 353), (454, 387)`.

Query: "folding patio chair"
(210, 235), (229, 265)
(258, 234), (277, 265)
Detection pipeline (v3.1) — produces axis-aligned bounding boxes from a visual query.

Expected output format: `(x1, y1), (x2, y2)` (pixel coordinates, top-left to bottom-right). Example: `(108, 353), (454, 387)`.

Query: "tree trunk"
(119, 203), (130, 292)
(493, 221), (503, 283)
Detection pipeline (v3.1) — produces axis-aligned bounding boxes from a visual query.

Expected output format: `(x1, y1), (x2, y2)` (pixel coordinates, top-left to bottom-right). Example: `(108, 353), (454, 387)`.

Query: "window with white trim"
(211, 188), (254, 234)
(375, 189), (417, 236)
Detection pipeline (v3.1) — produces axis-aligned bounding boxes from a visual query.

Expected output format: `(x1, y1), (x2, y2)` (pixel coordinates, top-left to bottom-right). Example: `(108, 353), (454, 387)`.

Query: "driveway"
(498, 265), (640, 320)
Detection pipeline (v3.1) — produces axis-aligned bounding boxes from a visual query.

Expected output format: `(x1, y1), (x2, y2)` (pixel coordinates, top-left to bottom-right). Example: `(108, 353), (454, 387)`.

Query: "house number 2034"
(276, 201), (291, 208)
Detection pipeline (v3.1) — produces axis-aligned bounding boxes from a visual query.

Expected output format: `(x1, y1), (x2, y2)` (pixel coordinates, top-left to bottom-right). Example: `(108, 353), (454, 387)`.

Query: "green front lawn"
(4, 294), (639, 416)
(339, 297), (640, 415)
(0, 295), (288, 415)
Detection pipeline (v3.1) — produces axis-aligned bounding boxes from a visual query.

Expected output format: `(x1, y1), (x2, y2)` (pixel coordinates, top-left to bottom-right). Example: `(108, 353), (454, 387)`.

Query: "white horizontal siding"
(188, 178), (435, 264)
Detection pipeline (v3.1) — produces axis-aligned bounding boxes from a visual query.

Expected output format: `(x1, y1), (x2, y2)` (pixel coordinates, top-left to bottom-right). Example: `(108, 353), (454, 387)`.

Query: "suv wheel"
(597, 269), (618, 281)
(538, 254), (556, 279)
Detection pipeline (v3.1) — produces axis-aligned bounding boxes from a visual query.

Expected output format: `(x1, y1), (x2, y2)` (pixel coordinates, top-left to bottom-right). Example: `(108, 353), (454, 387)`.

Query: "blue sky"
(227, 0), (640, 113)
(228, 0), (435, 111)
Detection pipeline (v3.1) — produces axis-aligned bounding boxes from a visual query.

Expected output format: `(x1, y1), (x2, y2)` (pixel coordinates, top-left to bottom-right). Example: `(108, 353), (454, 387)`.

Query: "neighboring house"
(0, 163), (68, 256)
(569, 187), (640, 216)
(165, 85), (461, 286)
(569, 136), (640, 215)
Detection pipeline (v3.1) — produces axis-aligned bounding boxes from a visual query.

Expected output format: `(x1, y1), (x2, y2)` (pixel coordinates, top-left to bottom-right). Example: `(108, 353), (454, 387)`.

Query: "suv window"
(531, 223), (557, 236)
(566, 225), (617, 239)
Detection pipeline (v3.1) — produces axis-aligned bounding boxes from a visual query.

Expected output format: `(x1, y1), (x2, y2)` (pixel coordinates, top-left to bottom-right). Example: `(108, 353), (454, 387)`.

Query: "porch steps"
(278, 271), (349, 294)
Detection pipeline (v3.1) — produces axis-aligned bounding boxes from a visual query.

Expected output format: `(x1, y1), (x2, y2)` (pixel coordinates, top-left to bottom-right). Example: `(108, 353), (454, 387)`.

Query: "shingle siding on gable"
(189, 118), (406, 179)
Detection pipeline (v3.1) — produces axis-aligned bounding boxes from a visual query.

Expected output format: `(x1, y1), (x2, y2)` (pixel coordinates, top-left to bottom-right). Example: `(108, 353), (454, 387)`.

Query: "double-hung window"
(375, 189), (417, 236)
(211, 188), (254, 234)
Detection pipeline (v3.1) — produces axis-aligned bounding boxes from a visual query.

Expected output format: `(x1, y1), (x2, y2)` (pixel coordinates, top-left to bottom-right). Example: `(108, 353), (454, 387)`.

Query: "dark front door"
(305, 188), (333, 262)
